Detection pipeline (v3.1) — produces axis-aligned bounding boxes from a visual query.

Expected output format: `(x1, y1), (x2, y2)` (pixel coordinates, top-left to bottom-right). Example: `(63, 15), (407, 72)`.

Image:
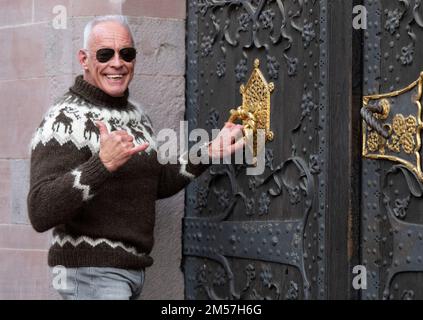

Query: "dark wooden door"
(183, 0), (357, 300)
(361, 0), (423, 300)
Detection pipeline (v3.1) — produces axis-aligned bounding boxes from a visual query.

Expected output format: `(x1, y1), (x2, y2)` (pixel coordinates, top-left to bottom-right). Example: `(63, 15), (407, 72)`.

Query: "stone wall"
(0, 0), (186, 300)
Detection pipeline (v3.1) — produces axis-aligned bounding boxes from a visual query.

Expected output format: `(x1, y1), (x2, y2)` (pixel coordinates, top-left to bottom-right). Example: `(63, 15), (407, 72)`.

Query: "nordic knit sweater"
(28, 75), (208, 269)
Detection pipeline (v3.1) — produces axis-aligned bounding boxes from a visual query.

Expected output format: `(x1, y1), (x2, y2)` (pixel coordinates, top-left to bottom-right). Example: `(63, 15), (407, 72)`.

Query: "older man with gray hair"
(28, 15), (244, 300)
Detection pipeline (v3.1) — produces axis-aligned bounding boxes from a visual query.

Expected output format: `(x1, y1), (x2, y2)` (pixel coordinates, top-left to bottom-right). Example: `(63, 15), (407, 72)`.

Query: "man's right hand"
(96, 121), (149, 172)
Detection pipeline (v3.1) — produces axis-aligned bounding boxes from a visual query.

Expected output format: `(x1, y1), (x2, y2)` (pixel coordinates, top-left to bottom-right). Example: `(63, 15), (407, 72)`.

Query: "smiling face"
(79, 21), (135, 97)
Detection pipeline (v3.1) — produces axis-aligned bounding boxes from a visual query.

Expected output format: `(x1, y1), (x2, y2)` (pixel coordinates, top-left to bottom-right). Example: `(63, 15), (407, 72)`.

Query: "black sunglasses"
(96, 47), (137, 63)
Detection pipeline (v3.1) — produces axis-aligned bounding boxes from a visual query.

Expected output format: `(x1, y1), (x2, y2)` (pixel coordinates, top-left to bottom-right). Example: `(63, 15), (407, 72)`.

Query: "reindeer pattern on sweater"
(31, 93), (157, 154)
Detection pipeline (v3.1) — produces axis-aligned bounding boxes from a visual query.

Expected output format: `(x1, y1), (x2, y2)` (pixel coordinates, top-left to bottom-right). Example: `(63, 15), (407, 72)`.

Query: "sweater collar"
(69, 75), (129, 108)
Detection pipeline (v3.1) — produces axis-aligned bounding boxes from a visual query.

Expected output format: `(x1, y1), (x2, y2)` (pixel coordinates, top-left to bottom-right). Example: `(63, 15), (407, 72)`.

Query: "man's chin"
(102, 85), (127, 97)
(99, 78), (128, 97)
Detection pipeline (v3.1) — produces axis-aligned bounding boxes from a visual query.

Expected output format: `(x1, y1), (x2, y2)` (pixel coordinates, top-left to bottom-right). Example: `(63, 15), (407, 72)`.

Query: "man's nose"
(109, 52), (124, 68)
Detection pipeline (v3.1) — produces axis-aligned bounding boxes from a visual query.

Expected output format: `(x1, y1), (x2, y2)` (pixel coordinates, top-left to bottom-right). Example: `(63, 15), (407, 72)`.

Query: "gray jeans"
(53, 267), (145, 300)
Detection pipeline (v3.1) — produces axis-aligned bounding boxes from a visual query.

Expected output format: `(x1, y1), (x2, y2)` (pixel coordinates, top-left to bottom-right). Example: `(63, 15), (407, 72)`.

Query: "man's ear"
(78, 49), (89, 70)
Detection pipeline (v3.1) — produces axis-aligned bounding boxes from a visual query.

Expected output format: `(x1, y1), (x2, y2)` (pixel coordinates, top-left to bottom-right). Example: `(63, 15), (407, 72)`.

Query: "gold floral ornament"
(367, 131), (385, 153)
(387, 114), (417, 154)
(362, 72), (423, 182)
(228, 59), (275, 160)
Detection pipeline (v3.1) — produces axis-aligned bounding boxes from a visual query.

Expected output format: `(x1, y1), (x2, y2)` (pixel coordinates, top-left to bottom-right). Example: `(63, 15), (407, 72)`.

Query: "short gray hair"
(83, 15), (134, 49)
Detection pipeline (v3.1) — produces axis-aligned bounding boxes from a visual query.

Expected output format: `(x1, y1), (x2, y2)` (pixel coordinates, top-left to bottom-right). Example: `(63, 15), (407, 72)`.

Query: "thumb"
(95, 121), (109, 137)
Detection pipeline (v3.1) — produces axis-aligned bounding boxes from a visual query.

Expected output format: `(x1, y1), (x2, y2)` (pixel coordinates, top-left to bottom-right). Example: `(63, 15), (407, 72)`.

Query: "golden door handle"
(227, 59), (275, 159)
(228, 107), (257, 133)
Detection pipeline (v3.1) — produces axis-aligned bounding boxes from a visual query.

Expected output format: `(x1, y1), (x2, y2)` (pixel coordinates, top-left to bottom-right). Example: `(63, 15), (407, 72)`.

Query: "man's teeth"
(106, 75), (124, 79)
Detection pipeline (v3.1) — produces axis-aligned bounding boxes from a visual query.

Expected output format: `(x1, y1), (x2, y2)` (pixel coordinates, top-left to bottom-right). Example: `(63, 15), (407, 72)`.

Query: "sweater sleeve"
(28, 139), (112, 233)
(157, 152), (210, 200)
(27, 104), (113, 233)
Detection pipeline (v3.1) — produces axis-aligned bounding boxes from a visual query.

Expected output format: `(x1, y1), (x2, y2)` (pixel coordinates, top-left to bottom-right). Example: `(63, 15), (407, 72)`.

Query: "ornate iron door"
(184, 0), (332, 300)
(361, 0), (423, 300)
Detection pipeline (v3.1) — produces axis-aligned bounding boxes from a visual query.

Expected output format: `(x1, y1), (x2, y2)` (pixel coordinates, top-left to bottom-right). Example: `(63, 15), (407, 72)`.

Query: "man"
(28, 15), (244, 300)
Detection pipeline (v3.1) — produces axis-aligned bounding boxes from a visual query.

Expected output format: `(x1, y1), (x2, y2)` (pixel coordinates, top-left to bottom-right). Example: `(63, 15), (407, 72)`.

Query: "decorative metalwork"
(309, 155), (321, 175)
(206, 109), (220, 129)
(184, 156), (314, 299)
(392, 195), (411, 220)
(401, 290), (415, 300)
(400, 43), (414, 66)
(285, 281), (299, 300)
(385, 8), (403, 35)
(235, 58), (248, 83)
(266, 55), (280, 80)
(301, 21), (316, 48)
(257, 192), (271, 216)
(284, 54), (298, 77)
(381, 165), (423, 299)
(216, 60), (226, 78)
(265, 148), (274, 170)
(228, 59), (275, 159)
(362, 72), (423, 181)
(292, 90), (318, 132)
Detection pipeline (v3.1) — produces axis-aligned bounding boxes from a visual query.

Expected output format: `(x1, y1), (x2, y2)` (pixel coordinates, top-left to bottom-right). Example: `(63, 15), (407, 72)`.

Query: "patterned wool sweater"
(28, 75), (208, 269)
